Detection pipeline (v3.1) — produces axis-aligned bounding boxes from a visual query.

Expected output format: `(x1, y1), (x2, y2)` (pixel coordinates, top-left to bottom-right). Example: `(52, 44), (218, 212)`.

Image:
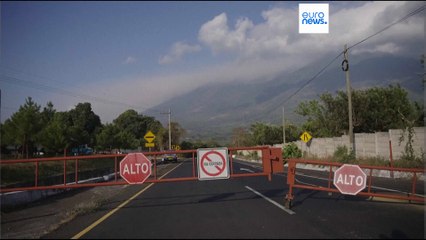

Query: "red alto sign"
(120, 153), (152, 184)
(333, 164), (367, 195)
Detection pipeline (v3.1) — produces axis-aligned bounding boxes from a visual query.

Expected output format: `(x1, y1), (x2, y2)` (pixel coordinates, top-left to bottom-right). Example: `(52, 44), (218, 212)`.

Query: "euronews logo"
(299, 3), (329, 34)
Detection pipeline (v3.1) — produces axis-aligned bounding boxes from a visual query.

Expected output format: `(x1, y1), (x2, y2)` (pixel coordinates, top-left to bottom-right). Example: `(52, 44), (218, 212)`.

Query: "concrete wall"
(280, 127), (425, 160)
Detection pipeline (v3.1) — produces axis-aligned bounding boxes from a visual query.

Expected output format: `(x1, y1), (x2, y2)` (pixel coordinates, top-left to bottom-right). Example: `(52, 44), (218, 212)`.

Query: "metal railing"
(0, 146), (284, 193)
(284, 158), (425, 209)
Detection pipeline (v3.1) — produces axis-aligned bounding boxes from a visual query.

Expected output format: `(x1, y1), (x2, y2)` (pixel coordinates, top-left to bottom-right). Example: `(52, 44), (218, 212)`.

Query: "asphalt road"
(44, 159), (425, 239)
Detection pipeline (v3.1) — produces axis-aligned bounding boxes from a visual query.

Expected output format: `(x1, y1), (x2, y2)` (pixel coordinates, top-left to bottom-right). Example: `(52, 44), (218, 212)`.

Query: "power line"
(0, 67), (168, 114)
(257, 3), (425, 123)
(0, 74), (139, 109)
(0, 61), (143, 104)
(283, 52), (344, 105)
(347, 4), (425, 51)
(283, 4), (425, 106)
(0, 73), (171, 120)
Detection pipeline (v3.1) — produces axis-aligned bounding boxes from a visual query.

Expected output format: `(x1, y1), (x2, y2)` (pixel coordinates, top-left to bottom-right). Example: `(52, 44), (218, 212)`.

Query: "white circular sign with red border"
(197, 148), (230, 181)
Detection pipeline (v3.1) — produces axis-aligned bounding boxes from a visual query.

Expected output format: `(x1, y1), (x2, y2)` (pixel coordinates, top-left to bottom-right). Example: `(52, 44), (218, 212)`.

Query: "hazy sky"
(1, 1), (424, 124)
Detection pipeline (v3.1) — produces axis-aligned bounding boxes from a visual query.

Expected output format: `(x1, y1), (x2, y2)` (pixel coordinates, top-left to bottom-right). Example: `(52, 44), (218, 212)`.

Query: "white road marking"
(240, 168), (255, 173)
(245, 186), (296, 215)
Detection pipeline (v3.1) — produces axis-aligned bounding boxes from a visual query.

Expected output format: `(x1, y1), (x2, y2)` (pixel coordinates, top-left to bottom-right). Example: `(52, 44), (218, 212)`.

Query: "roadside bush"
(393, 152), (425, 168)
(283, 143), (302, 159)
(333, 145), (356, 164)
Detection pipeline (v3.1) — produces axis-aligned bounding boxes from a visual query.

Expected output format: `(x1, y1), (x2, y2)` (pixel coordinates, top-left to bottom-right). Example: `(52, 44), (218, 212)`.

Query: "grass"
(301, 152), (425, 169)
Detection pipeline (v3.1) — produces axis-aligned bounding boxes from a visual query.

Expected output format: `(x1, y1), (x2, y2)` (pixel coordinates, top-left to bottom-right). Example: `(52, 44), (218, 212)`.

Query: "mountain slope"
(146, 54), (424, 144)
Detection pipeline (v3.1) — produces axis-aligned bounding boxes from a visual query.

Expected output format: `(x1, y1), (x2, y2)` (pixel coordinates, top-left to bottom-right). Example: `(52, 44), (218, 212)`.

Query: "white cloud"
(351, 42), (402, 55)
(159, 42), (201, 64)
(88, 1), (424, 122)
(198, 13), (254, 54)
(198, 1), (423, 61)
(123, 56), (137, 64)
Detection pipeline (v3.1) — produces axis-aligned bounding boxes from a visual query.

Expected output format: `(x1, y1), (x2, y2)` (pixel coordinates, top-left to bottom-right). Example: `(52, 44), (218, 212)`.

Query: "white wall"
(279, 127), (425, 160)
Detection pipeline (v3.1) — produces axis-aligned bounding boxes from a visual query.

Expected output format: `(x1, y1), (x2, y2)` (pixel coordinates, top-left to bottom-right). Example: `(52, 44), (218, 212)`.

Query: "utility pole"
(0, 89), (2, 161)
(168, 108), (171, 151)
(161, 108), (172, 151)
(343, 44), (355, 156)
(282, 106), (286, 146)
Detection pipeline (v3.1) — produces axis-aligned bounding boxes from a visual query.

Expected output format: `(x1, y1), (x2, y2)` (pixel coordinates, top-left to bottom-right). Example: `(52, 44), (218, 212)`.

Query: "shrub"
(283, 143), (302, 159)
(333, 145), (356, 164)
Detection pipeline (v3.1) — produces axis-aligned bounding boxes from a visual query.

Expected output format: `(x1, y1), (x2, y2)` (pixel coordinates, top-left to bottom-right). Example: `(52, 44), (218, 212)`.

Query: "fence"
(280, 127), (425, 160)
(0, 146), (284, 193)
(284, 158), (425, 209)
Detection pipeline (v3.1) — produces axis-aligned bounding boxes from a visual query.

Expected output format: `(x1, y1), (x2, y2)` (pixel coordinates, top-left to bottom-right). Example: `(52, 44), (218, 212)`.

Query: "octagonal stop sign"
(333, 164), (367, 195)
(120, 153), (152, 184)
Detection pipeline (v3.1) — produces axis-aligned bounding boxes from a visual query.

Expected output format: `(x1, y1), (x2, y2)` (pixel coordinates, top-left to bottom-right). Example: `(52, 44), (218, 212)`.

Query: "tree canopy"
(295, 85), (424, 138)
(1, 99), (175, 158)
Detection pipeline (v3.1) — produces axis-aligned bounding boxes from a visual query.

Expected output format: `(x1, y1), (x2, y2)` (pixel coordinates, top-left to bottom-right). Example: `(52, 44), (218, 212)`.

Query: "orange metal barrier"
(284, 158), (425, 209)
(0, 146), (284, 193)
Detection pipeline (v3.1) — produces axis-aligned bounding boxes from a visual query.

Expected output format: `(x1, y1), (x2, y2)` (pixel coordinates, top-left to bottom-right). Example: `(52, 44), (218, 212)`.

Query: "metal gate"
(2, 149), (424, 209)
(284, 158), (425, 208)
(0, 146), (284, 193)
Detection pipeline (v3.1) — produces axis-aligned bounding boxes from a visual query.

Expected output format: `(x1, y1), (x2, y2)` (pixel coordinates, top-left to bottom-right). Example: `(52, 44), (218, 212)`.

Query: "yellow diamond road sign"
(300, 131), (312, 143)
(144, 131), (155, 143)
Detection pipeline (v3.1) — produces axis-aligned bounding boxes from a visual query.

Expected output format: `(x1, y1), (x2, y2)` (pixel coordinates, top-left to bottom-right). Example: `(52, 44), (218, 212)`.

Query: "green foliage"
(284, 123), (301, 142)
(68, 102), (102, 147)
(231, 127), (254, 147)
(333, 145), (356, 164)
(3, 97), (42, 158)
(249, 122), (283, 145)
(230, 122), (300, 147)
(296, 85), (424, 137)
(282, 143), (302, 159)
(1, 98), (181, 158)
(357, 156), (388, 166)
(96, 123), (123, 151)
(393, 152), (425, 168)
(113, 109), (165, 150)
(39, 112), (71, 154)
(162, 122), (186, 149)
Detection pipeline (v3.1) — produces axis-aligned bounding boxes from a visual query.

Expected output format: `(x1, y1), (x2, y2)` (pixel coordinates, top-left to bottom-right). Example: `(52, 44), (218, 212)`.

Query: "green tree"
(284, 122), (301, 143)
(351, 85), (421, 133)
(116, 129), (139, 151)
(250, 122), (282, 145)
(4, 97), (42, 158)
(283, 142), (302, 160)
(39, 112), (71, 155)
(96, 123), (119, 152)
(296, 85), (424, 137)
(114, 109), (163, 149)
(96, 123), (139, 152)
(40, 101), (56, 126)
(231, 127), (254, 147)
(68, 102), (102, 147)
(162, 122), (186, 149)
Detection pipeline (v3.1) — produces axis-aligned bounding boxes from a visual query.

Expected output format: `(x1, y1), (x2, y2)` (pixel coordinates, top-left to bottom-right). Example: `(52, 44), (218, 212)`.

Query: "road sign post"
(197, 148), (230, 181)
(120, 153), (152, 184)
(333, 164), (367, 195)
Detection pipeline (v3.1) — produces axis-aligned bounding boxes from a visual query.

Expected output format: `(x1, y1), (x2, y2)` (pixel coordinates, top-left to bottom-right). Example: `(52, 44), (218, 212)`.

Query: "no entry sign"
(197, 148), (230, 181)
